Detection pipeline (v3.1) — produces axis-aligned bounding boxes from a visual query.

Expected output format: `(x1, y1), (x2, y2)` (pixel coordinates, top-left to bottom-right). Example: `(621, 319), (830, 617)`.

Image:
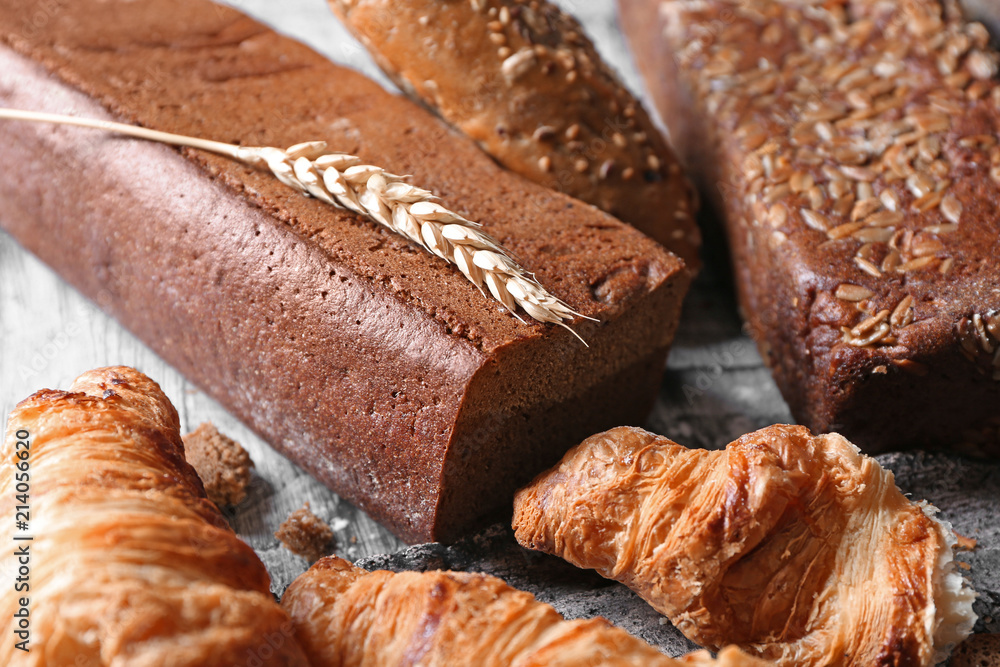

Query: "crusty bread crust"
(328, 0), (701, 267)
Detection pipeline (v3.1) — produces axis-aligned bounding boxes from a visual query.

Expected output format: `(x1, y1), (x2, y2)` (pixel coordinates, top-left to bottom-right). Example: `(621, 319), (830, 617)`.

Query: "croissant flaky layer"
(282, 556), (765, 666)
(513, 425), (977, 666)
(0, 367), (308, 666)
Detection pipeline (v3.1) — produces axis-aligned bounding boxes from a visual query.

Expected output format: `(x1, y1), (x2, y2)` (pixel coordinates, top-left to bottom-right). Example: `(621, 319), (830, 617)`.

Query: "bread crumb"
(182, 422), (254, 506)
(948, 634), (1000, 666)
(955, 532), (978, 551)
(275, 502), (335, 563)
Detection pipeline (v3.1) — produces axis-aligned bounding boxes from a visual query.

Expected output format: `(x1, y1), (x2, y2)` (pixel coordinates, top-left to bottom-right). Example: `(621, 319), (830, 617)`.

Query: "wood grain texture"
(0, 0), (996, 658)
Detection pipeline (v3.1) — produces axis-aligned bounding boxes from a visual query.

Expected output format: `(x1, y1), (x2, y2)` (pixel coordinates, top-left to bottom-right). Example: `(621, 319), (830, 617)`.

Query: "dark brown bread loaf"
(0, 0), (689, 542)
(328, 0), (702, 268)
(619, 0), (1000, 452)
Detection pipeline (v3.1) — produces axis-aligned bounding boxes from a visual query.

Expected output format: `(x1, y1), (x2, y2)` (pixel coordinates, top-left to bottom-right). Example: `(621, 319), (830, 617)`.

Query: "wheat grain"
(0, 108), (594, 343)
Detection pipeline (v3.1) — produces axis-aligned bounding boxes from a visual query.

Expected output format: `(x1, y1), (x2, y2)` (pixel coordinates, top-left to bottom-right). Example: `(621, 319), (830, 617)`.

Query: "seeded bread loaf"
(618, 0), (1000, 452)
(327, 0), (701, 267)
(0, 0), (690, 542)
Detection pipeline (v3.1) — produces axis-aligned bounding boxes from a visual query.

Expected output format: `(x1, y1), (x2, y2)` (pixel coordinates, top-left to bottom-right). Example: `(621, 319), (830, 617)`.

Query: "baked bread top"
(328, 0), (701, 266)
(0, 0), (685, 355)
(658, 0), (1000, 361)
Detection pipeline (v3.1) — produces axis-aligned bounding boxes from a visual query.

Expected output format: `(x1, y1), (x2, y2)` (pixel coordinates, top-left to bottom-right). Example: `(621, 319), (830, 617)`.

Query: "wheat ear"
(0, 108), (595, 344)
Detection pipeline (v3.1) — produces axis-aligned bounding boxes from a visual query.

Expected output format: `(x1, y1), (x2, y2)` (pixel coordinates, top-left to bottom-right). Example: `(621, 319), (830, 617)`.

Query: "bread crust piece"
(0, 0), (689, 542)
(327, 0), (701, 267)
(275, 502), (335, 563)
(183, 422), (254, 506)
(282, 555), (765, 666)
(618, 0), (1000, 453)
(513, 425), (977, 666)
(0, 367), (309, 666)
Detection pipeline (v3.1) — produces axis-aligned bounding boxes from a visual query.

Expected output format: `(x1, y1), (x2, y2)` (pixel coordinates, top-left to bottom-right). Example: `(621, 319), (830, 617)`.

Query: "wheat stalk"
(0, 108), (595, 343)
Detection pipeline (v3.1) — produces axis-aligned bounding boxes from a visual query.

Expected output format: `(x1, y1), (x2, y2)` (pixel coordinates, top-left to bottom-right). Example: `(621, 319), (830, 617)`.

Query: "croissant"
(512, 425), (977, 666)
(282, 555), (766, 666)
(0, 366), (309, 666)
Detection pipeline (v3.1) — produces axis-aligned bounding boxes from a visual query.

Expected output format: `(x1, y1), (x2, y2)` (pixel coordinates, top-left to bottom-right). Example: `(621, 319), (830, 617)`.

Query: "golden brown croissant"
(282, 555), (765, 666)
(0, 366), (309, 666)
(512, 425), (977, 666)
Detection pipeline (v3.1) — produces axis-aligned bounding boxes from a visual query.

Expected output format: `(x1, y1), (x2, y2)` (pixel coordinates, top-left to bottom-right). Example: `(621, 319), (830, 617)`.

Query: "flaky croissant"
(0, 366), (309, 666)
(512, 425), (976, 666)
(282, 555), (765, 666)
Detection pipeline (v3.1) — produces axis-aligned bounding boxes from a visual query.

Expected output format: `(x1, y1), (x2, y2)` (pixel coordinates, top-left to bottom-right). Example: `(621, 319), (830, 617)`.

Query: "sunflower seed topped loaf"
(327, 0), (702, 268)
(0, 0), (690, 543)
(619, 0), (1000, 452)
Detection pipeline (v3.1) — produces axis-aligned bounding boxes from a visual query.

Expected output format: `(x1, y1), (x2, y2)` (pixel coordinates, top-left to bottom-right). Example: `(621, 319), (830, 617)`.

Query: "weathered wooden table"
(1, 0), (997, 657)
